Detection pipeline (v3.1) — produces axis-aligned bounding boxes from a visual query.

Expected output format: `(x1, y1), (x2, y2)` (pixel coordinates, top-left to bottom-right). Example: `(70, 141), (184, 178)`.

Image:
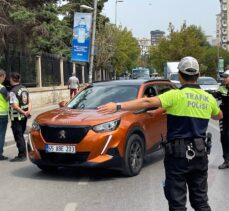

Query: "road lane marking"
(64, 203), (78, 211)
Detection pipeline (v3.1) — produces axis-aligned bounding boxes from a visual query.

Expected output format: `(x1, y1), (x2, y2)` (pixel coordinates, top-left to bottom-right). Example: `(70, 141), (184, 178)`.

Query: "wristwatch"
(116, 103), (122, 111)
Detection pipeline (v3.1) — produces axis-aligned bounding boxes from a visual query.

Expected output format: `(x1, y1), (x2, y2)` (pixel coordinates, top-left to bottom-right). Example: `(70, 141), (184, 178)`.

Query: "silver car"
(197, 77), (219, 97)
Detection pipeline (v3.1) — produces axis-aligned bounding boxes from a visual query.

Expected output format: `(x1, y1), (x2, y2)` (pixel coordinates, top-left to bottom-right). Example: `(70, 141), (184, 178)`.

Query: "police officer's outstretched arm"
(97, 96), (161, 114)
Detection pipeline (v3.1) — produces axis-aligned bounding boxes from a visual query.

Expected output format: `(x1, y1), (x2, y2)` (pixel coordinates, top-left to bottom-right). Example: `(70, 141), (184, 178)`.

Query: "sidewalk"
(4, 103), (58, 147)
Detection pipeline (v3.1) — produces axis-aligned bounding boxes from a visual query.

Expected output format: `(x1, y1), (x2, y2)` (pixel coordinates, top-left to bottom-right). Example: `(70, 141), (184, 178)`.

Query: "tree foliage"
(147, 24), (226, 77)
(94, 22), (140, 76)
(0, 0), (139, 76)
(112, 26), (140, 75)
(148, 25), (207, 74)
(0, 0), (108, 56)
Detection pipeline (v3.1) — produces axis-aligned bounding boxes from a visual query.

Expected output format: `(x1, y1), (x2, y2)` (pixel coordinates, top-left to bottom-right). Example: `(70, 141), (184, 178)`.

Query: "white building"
(138, 38), (151, 55)
(206, 35), (218, 46)
(218, 0), (229, 50)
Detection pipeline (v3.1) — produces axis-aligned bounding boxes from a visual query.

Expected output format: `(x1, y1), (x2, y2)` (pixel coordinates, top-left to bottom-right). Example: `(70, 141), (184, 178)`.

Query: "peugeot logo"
(59, 130), (66, 139)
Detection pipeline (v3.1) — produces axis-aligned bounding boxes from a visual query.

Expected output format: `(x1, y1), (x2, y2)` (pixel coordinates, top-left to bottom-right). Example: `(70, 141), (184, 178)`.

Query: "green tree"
(0, 0), (109, 59)
(148, 25), (208, 75)
(94, 22), (116, 74)
(112, 26), (140, 76)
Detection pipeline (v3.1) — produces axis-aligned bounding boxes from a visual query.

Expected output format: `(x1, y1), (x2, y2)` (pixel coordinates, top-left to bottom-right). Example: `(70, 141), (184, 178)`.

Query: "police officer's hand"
(24, 111), (31, 118)
(97, 102), (117, 114)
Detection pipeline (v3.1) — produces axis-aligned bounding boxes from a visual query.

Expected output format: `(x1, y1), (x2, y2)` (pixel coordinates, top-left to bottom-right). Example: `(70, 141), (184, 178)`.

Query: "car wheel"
(123, 134), (144, 177)
(37, 164), (58, 172)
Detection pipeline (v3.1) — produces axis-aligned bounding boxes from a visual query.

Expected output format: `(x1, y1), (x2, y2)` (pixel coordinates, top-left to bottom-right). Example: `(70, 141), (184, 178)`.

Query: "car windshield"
(67, 85), (139, 109)
(197, 77), (217, 85)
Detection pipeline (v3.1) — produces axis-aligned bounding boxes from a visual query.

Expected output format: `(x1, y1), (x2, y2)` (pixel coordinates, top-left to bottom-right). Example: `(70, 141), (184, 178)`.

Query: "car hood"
(199, 84), (219, 91)
(36, 108), (125, 126)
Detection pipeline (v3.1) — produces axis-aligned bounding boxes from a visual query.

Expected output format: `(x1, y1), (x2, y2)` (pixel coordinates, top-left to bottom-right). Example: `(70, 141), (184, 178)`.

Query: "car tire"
(37, 164), (58, 172)
(122, 134), (144, 177)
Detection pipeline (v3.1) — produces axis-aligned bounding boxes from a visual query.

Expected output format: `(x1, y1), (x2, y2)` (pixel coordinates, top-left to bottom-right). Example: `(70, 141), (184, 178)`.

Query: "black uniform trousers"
(219, 118), (229, 161)
(11, 118), (27, 157)
(163, 154), (211, 211)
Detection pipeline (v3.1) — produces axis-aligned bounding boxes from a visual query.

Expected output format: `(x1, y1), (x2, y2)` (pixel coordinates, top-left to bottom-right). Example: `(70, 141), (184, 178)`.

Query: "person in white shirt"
(68, 73), (80, 99)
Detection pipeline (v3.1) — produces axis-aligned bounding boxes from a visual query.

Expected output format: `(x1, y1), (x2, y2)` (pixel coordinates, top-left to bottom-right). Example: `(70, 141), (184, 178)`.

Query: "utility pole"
(114, 0), (124, 79)
(88, 0), (98, 83)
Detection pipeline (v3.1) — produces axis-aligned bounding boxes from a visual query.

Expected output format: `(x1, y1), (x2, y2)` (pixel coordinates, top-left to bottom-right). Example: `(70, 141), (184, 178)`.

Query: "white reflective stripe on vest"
(0, 111), (8, 116)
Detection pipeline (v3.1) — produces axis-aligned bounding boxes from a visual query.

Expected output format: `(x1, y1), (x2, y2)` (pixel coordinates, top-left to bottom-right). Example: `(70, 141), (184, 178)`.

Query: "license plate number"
(45, 144), (76, 154)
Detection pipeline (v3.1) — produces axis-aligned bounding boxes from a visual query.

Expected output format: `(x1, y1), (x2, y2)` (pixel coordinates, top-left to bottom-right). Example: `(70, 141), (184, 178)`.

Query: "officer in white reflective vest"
(9, 72), (32, 162)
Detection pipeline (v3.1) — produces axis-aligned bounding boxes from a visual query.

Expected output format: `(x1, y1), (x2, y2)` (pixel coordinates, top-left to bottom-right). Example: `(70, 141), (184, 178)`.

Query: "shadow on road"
(11, 149), (165, 182)
(143, 149), (164, 167)
(11, 165), (124, 182)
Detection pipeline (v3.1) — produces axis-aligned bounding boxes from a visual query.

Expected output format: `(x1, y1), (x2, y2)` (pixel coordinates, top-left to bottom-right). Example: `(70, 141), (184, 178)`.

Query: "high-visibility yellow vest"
(0, 84), (9, 116)
(159, 84), (220, 141)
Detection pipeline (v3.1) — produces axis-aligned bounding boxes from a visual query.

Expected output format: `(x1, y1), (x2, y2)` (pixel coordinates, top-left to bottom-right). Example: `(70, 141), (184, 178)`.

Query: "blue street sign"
(71, 12), (92, 62)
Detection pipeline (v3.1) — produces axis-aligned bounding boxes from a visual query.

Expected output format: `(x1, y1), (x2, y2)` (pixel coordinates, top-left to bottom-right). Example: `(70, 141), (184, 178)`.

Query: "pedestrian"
(68, 73), (80, 99)
(98, 56), (223, 211)
(0, 69), (9, 161)
(9, 72), (32, 162)
(216, 67), (229, 169)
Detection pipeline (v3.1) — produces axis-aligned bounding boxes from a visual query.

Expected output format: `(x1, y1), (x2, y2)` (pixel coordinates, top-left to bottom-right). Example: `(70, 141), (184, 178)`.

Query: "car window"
(155, 84), (176, 95)
(67, 85), (139, 109)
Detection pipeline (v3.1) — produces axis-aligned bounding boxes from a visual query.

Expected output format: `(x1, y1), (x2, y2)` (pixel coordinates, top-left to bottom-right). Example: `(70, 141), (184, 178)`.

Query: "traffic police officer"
(9, 72), (32, 162)
(217, 69), (229, 169)
(98, 56), (223, 211)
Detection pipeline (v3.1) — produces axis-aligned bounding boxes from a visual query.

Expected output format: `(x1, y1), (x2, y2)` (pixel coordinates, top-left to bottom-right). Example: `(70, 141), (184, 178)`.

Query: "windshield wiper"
(79, 103), (85, 110)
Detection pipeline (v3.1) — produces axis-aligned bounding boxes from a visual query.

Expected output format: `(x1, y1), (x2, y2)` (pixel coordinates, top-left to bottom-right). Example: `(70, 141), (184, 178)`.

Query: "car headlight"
(32, 120), (40, 131)
(92, 119), (120, 133)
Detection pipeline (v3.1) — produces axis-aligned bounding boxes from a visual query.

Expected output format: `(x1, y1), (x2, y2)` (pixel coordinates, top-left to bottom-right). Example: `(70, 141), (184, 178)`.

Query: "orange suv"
(28, 80), (176, 176)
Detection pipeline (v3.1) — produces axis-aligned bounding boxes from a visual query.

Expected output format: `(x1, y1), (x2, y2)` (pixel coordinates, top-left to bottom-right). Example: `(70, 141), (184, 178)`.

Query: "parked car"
(197, 77), (219, 97)
(28, 80), (176, 176)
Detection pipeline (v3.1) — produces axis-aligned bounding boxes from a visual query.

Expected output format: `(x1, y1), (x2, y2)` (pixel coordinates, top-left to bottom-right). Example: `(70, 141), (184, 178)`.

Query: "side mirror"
(59, 101), (67, 108)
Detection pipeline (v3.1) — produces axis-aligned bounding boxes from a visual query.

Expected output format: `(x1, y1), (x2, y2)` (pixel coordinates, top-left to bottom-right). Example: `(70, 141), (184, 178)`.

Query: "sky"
(102, 0), (220, 39)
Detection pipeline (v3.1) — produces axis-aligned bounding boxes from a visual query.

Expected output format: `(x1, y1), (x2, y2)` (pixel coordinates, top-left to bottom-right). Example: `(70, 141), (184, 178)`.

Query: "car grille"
(40, 125), (91, 143)
(39, 150), (89, 164)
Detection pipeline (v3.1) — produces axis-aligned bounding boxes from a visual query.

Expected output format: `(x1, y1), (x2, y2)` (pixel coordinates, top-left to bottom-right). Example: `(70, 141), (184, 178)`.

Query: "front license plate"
(45, 144), (76, 154)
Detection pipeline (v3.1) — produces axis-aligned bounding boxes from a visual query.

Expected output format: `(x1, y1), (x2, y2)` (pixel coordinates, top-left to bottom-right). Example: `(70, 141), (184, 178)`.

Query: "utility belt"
(164, 133), (212, 160)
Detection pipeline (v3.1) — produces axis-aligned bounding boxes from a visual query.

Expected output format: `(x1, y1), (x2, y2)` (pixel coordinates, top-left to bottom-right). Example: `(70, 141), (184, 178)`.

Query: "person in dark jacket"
(217, 69), (229, 169)
(9, 72), (32, 162)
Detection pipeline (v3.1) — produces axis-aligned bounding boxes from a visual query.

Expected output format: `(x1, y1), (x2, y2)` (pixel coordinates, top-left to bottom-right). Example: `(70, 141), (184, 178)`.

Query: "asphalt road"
(1, 120), (229, 211)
